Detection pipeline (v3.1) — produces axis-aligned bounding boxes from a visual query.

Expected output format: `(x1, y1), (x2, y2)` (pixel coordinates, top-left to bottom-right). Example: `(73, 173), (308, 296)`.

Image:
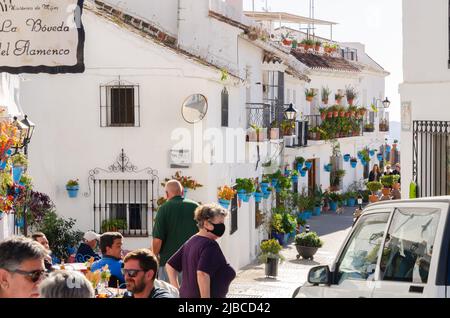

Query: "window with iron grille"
(100, 79), (140, 127)
(221, 87), (229, 127)
(94, 179), (150, 237)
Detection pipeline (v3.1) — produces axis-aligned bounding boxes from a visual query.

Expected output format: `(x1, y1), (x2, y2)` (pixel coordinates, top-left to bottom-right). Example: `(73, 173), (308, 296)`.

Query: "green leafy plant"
(328, 192), (341, 202)
(19, 174), (33, 189)
(259, 239), (285, 263)
(366, 181), (383, 194)
(321, 87), (331, 103)
(345, 85), (358, 102)
(271, 213), (285, 234)
(36, 211), (83, 261)
(66, 179), (79, 188)
(295, 232), (324, 248)
(305, 88), (317, 100)
(295, 156), (305, 167)
(236, 178), (256, 194)
(11, 153), (28, 167)
(282, 213), (297, 234)
(101, 219), (128, 233)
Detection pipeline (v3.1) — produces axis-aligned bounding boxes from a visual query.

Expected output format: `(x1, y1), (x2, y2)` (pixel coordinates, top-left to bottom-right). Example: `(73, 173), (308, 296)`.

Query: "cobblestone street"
(228, 207), (357, 298)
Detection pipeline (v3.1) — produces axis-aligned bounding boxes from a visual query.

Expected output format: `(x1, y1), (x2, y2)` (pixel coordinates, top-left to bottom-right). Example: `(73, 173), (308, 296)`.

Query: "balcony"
(305, 114), (363, 141)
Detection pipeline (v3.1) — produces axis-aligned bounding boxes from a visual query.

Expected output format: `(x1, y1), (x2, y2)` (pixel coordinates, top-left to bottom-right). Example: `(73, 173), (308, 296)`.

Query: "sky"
(243, 0), (403, 122)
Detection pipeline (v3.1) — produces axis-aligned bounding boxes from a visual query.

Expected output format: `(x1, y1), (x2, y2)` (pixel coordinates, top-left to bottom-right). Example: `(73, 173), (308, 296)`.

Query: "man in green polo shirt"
(152, 180), (198, 283)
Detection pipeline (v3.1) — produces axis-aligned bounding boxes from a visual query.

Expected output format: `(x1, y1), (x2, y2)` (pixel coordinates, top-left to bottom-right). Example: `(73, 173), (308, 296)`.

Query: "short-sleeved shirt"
(167, 235), (236, 298)
(124, 287), (174, 299)
(152, 196), (199, 266)
(91, 256), (124, 287)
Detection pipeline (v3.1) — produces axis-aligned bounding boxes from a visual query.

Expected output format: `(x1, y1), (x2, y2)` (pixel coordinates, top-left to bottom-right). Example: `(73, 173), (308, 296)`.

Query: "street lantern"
(285, 103), (298, 120)
(13, 116), (29, 149)
(382, 97), (391, 109)
(21, 115), (35, 146)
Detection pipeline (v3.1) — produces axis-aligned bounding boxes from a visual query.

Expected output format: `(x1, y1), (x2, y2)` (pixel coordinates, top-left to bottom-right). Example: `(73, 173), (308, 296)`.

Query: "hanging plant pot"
(218, 198), (231, 209)
(369, 150), (375, 157)
(66, 186), (80, 198)
(327, 112), (333, 119)
(350, 161), (358, 168)
(237, 189), (246, 201)
(260, 182), (269, 193)
(377, 154), (384, 162)
(300, 169), (307, 177)
(324, 164), (332, 172)
(263, 191), (271, 199)
(0, 160), (6, 170)
(271, 179), (278, 188)
(297, 163), (304, 172)
(386, 145), (392, 152)
(305, 161), (312, 170)
(242, 193), (251, 203)
(357, 153), (363, 160)
(12, 166), (24, 184)
(254, 192), (263, 203)
(343, 154), (351, 162)
(291, 175), (299, 184)
(361, 159), (368, 167)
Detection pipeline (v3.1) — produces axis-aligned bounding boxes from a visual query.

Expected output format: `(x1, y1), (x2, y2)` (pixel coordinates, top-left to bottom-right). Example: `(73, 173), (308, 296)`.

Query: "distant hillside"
(389, 121), (401, 142)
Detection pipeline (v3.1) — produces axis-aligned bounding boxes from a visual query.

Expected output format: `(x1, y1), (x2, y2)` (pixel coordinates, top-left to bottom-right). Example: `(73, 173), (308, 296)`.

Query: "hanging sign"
(0, 0), (85, 74)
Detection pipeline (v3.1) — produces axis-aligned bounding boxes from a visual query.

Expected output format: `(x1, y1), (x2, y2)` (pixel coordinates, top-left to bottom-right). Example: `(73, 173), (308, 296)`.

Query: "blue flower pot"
(297, 212), (306, 222)
(0, 160), (6, 170)
(272, 231), (287, 246)
(261, 182), (269, 193)
(377, 154), (384, 162)
(284, 169), (290, 177)
(305, 162), (312, 170)
(237, 190), (246, 201)
(297, 163), (304, 172)
(291, 176), (299, 184)
(343, 154), (351, 162)
(263, 191), (271, 199)
(218, 198), (230, 209)
(66, 186), (79, 198)
(361, 160), (368, 167)
(347, 198), (356, 207)
(386, 146), (391, 152)
(330, 201), (338, 211)
(254, 192), (263, 203)
(16, 218), (25, 228)
(271, 179), (278, 187)
(304, 210), (313, 219)
(324, 164), (332, 172)
(6, 149), (12, 156)
(242, 193), (251, 203)
(300, 170), (307, 177)
(370, 150), (375, 157)
(357, 153), (363, 160)
(12, 166), (23, 184)
(313, 206), (321, 216)
(351, 161), (357, 168)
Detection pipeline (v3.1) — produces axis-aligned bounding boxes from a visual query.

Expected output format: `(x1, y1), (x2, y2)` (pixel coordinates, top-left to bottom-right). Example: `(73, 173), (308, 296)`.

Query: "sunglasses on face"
(122, 269), (146, 278)
(9, 269), (47, 283)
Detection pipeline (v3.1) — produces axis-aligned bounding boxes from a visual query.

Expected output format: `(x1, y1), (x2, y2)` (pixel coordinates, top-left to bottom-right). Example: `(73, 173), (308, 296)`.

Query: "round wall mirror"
(182, 94), (208, 124)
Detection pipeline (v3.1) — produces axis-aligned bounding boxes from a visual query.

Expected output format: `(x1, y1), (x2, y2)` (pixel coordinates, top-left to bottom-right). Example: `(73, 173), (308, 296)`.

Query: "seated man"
(31, 232), (53, 272)
(91, 232), (125, 288)
(0, 236), (48, 298)
(123, 249), (176, 298)
(76, 231), (101, 262)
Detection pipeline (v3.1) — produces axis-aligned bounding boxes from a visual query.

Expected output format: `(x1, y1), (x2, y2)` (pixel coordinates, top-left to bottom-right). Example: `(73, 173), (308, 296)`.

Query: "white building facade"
(400, 0), (450, 199)
(1, 0), (390, 270)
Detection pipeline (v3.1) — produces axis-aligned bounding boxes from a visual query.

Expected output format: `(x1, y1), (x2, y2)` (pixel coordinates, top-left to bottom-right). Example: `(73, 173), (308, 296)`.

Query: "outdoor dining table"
(52, 263), (88, 273)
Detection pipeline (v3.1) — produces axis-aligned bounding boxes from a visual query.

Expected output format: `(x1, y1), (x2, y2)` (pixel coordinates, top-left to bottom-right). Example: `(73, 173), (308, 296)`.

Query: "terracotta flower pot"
(393, 183), (401, 190)
(333, 111), (339, 118)
(306, 96), (314, 102)
(350, 111), (356, 117)
(321, 113), (327, 121)
(382, 188), (391, 196)
(336, 98), (342, 104)
(315, 45), (321, 52)
(348, 99), (354, 106)
(369, 194), (379, 203)
(340, 111), (346, 118)
(327, 112), (333, 119)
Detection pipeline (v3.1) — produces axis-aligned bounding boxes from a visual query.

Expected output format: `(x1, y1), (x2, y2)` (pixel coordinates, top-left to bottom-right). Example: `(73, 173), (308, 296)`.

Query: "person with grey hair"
(39, 270), (95, 298)
(152, 179), (199, 282)
(166, 204), (236, 298)
(0, 236), (48, 298)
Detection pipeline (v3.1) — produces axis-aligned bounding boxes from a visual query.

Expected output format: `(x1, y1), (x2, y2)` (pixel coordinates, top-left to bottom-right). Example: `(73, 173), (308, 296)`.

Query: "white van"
(294, 197), (450, 298)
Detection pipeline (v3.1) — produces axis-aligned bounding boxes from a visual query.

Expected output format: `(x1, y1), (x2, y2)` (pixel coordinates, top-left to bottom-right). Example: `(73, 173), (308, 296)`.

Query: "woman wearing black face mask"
(166, 204), (236, 298)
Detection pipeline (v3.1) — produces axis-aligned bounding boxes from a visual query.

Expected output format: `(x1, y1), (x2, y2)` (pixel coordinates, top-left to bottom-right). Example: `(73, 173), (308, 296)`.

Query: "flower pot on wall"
(12, 166), (24, 184)
(66, 186), (79, 198)
(218, 198), (230, 209)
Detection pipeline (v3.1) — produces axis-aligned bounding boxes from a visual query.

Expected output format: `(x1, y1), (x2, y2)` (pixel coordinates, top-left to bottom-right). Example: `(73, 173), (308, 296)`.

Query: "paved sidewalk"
(227, 206), (357, 298)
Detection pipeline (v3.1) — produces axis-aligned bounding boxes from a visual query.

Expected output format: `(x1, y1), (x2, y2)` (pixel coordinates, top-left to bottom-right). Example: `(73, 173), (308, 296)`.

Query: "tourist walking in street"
(0, 236), (48, 298)
(152, 180), (199, 282)
(122, 249), (176, 298)
(368, 164), (381, 182)
(39, 270), (94, 298)
(166, 204), (236, 298)
(91, 232), (125, 287)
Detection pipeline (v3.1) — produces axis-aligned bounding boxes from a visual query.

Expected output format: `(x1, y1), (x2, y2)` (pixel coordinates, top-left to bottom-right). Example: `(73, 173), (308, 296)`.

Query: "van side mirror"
(308, 266), (331, 285)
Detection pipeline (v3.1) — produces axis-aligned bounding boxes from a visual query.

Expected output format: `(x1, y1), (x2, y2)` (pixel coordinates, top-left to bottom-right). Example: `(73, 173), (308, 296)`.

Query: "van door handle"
(409, 286), (424, 294)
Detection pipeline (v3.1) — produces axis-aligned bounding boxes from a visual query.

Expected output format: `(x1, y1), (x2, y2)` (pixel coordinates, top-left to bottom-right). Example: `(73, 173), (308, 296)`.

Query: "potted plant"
(261, 175), (270, 193)
(301, 38), (315, 51)
(217, 185), (236, 209)
(305, 88), (317, 102)
(366, 181), (382, 203)
(345, 85), (358, 106)
(66, 179), (80, 198)
(101, 219), (127, 233)
(295, 232), (324, 260)
(321, 87), (331, 105)
(270, 120), (280, 140)
(315, 40), (322, 52)
(313, 186), (324, 216)
(291, 39), (298, 49)
(330, 170), (346, 191)
(236, 178), (255, 202)
(259, 239), (284, 278)
(11, 153), (28, 184)
(281, 120), (295, 147)
(162, 171), (203, 197)
(364, 123), (375, 132)
(343, 154), (351, 162)
(291, 170), (299, 184)
(270, 212), (287, 245)
(380, 175), (394, 199)
(335, 93), (344, 104)
(346, 191), (357, 207)
(324, 163), (332, 172)
(295, 157), (305, 172)
(328, 192), (340, 211)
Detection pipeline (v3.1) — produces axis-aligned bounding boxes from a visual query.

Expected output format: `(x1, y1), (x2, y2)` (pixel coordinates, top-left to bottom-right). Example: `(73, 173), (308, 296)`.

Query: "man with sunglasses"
(0, 236), (48, 298)
(123, 249), (175, 298)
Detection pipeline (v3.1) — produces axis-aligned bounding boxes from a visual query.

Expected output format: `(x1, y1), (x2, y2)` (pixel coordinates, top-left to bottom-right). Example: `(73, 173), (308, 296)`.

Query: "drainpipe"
(177, 0), (181, 48)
